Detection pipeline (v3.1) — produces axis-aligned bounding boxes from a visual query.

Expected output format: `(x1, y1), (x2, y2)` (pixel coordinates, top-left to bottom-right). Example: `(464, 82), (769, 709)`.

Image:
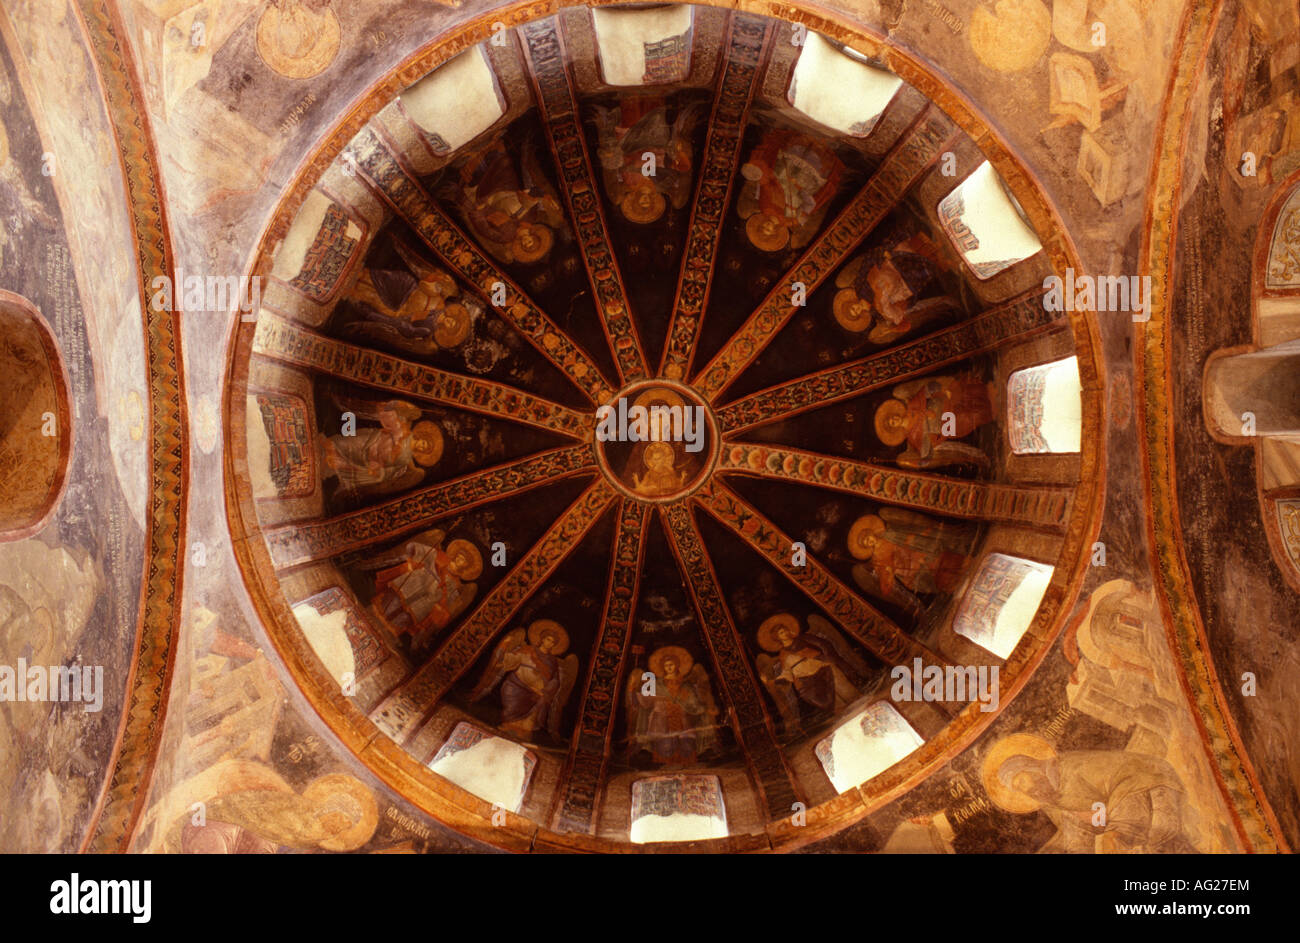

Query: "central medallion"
(594, 379), (720, 503)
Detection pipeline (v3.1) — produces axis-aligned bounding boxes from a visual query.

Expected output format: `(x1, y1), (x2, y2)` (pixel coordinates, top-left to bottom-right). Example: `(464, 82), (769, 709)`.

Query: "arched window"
(428, 721), (536, 813)
(787, 32), (901, 138)
(815, 701), (924, 793)
(400, 45), (506, 156)
(954, 553), (1054, 658)
(592, 5), (694, 86)
(1008, 356), (1082, 454)
(630, 774), (727, 843)
(937, 161), (1043, 279)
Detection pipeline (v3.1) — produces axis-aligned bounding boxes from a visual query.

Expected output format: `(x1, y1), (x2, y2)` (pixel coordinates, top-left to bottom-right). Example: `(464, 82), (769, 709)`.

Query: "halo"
(631, 386), (687, 411)
(848, 514), (886, 559)
(256, 5), (341, 80)
(873, 398), (910, 447)
(301, 773), (379, 851)
(832, 287), (873, 333)
(512, 222), (553, 264)
(445, 539), (483, 580)
(648, 645), (694, 679)
(757, 612), (800, 652)
(621, 186), (667, 225)
(980, 733), (1057, 814)
(527, 618), (569, 654)
(410, 420), (444, 467)
(433, 302), (471, 347)
(745, 212), (791, 253)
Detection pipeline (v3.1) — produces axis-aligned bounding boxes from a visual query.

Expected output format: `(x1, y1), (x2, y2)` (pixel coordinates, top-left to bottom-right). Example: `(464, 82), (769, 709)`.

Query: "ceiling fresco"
(0, 0), (1295, 861)
(225, 3), (1102, 847)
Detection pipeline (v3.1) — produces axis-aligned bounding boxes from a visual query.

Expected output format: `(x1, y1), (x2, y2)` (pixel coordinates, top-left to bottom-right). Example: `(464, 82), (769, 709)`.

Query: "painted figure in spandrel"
(471, 620), (578, 741)
(625, 646), (720, 764)
(756, 613), (867, 734)
(365, 528), (482, 645)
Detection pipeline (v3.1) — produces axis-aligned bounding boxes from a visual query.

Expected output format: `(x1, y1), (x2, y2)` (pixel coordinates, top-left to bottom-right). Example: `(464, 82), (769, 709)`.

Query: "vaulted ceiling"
(0, 0), (1295, 854)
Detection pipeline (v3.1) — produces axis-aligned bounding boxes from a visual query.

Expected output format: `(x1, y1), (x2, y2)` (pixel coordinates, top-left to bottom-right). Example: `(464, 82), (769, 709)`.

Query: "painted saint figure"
(737, 129), (844, 252)
(985, 736), (1199, 853)
(366, 529), (482, 646)
(593, 98), (701, 224)
(756, 613), (868, 734)
(322, 399), (444, 497)
(446, 139), (566, 265)
(873, 373), (996, 469)
(343, 237), (475, 357)
(618, 387), (702, 498)
(832, 232), (960, 343)
(625, 646), (720, 764)
(848, 508), (973, 618)
(470, 620), (578, 741)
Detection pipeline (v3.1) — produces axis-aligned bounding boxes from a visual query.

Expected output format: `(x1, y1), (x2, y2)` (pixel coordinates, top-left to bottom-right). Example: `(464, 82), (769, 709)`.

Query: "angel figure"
(470, 620), (578, 741)
(873, 373), (995, 470)
(625, 646), (720, 764)
(446, 139), (566, 265)
(737, 129), (843, 253)
(592, 98), (701, 224)
(364, 529), (482, 646)
(848, 509), (973, 618)
(343, 236), (476, 357)
(321, 398), (444, 497)
(756, 613), (868, 735)
(832, 233), (960, 343)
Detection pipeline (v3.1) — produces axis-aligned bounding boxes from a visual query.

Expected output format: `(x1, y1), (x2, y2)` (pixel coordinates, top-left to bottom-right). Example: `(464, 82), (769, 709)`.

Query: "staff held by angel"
(625, 646), (721, 765)
(471, 620), (579, 742)
(756, 613), (869, 735)
(873, 373), (996, 470)
(848, 508), (974, 620)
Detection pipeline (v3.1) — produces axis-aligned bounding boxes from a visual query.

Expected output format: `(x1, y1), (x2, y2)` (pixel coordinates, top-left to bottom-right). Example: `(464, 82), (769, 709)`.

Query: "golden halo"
(832, 287), (873, 332)
(746, 212), (791, 253)
(445, 539), (483, 580)
(874, 398), (911, 447)
(632, 386), (687, 411)
(621, 186), (667, 225)
(410, 420), (444, 467)
(433, 303), (471, 347)
(512, 223), (553, 264)
(527, 618), (569, 654)
(648, 645), (693, 678)
(757, 612), (800, 652)
(981, 733), (1057, 814)
(302, 773), (379, 851)
(848, 514), (886, 560)
(256, 5), (342, 80)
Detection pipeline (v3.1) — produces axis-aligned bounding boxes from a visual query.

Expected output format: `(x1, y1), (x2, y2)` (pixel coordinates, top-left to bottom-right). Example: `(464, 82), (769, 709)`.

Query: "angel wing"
(835, 254), (866, 289)
(880, 506), (974, 554)
(806, 614), (870, 681)
(356, 528), (447, 571)
(682, 662), (719, 720)
(547, 653), (580, 740)
(469, 628), (526, 702)
(898, 440), (991, 471)
(390, 234), (442, 282)
(852, 562), (924, 619)
(624, 667), (651, 745)
(756, 652), (801, 734)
